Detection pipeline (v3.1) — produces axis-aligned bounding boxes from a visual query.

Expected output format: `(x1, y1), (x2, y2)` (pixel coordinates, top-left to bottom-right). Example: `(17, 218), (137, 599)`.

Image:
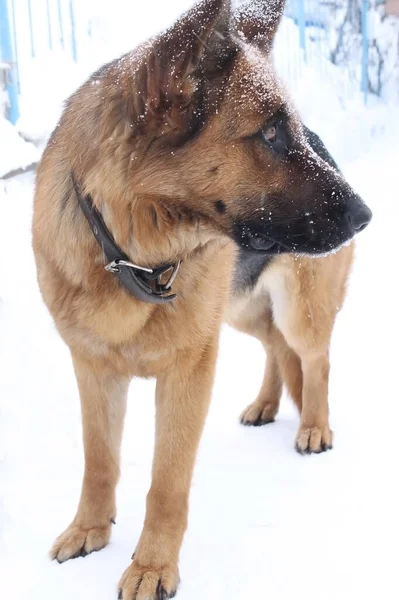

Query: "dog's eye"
(263, 124), (277, 143)
(256, 119), (289, 156)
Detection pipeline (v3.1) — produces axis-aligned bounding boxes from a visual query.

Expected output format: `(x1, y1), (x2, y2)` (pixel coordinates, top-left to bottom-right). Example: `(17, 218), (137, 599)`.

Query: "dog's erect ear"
(233, 0), (285, 51)
(162, 0), (233, 74)
(136, 0), (235, 138)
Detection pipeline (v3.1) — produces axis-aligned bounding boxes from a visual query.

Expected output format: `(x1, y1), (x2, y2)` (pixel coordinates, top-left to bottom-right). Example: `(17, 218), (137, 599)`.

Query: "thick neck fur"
(92, 191), (220, 267)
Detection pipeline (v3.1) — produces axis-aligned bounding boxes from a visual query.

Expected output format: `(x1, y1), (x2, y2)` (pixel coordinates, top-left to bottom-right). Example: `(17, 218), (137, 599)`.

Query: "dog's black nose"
(347, 203), (373, 233)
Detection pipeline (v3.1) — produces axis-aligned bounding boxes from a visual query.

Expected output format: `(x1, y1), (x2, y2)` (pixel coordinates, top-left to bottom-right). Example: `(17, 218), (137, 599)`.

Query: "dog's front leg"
(51, 352), (130, 562)
(118, 339), (218, 600)
(295, 351), (333, 454)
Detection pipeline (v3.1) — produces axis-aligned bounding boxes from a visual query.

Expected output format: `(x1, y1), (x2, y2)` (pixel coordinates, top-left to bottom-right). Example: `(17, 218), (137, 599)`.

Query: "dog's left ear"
(233, 0), (286, 51)
(137, 0), (235, 138)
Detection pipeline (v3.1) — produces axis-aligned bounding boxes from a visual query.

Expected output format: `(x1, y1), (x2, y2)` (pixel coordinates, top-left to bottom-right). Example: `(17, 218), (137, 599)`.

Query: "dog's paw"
(50, 522), (112, 563)
(118, 560), (179, 600)
(295, 425), (333, 454)
(240, 400), (277, 427)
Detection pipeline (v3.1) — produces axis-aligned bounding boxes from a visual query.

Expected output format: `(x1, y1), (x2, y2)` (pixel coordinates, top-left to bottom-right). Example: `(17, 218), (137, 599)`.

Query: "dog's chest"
(227, 259), (295, 336)
(256, 266), (293, 334)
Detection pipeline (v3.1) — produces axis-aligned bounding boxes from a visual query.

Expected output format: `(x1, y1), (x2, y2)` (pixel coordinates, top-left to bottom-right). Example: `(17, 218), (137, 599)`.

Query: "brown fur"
(226, 246), (354, 453)
(32, 1), (369, 598)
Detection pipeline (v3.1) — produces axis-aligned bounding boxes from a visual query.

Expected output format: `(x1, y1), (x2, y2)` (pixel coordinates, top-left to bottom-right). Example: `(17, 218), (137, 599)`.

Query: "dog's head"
(121, 0), (371, 255)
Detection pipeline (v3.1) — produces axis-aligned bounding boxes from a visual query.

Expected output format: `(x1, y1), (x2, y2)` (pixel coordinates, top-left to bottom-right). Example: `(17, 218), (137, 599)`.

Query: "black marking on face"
(303, 125), (340, 172)
(214, 199), (226, 214)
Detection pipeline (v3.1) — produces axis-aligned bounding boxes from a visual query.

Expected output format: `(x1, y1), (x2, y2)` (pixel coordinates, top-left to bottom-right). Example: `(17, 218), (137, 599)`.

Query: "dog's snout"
(346, 202), (373, 234)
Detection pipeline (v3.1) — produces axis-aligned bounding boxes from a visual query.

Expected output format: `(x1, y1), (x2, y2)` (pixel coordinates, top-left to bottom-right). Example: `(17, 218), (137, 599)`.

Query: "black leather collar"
(72, 176), (180, 304)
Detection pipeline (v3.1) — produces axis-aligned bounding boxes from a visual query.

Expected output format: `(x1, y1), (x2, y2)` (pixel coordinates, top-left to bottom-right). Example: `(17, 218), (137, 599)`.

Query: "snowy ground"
(1, 2), (399, 599)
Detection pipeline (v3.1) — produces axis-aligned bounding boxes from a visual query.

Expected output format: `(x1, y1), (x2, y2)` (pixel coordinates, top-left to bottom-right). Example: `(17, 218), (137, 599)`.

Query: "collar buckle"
(161, 259), (181, 290)
(105, 259), (154, 275)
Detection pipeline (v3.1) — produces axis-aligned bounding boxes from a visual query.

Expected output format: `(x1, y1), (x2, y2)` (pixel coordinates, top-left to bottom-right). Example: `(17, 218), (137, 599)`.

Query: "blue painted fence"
(0, 0), (19, 123)
(0, 0), (371, 126)
(0, 0), (80, 124)
(283, 0), (370, 104)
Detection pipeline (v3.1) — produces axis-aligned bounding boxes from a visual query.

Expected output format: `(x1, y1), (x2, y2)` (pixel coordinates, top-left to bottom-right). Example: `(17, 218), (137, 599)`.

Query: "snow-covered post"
(46, 0), (53, 51)
(361, 0), (369, 103)
(0, 0), (19, 124)
(27, 0), (35, 57)
(57, 0), (65, 50)
(297, 0), (306, 61)
(10, 0), (20, 93)
(69, 0), (77, 62)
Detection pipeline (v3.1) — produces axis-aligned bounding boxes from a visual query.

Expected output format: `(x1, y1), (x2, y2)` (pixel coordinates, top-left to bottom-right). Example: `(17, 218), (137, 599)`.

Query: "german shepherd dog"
(32, 0), (372, 598)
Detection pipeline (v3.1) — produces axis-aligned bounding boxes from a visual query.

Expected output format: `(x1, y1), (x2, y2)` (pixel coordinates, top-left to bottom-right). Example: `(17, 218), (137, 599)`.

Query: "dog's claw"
(157, 587), (175, 600)
(295, 442), (305, 455)
(254, 416), (275, 426)
(321, 441), (333, 452)
(295, 426), (334, 454)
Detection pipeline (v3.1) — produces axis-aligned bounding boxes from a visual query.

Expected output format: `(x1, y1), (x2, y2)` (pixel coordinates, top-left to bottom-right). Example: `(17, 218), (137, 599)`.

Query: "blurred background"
(0, 0), (398, 177)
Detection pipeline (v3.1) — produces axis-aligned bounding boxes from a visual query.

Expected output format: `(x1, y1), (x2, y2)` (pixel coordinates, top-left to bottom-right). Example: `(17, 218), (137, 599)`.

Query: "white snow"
(0, 117), (40, 178)
(1, 1), (399, 599)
